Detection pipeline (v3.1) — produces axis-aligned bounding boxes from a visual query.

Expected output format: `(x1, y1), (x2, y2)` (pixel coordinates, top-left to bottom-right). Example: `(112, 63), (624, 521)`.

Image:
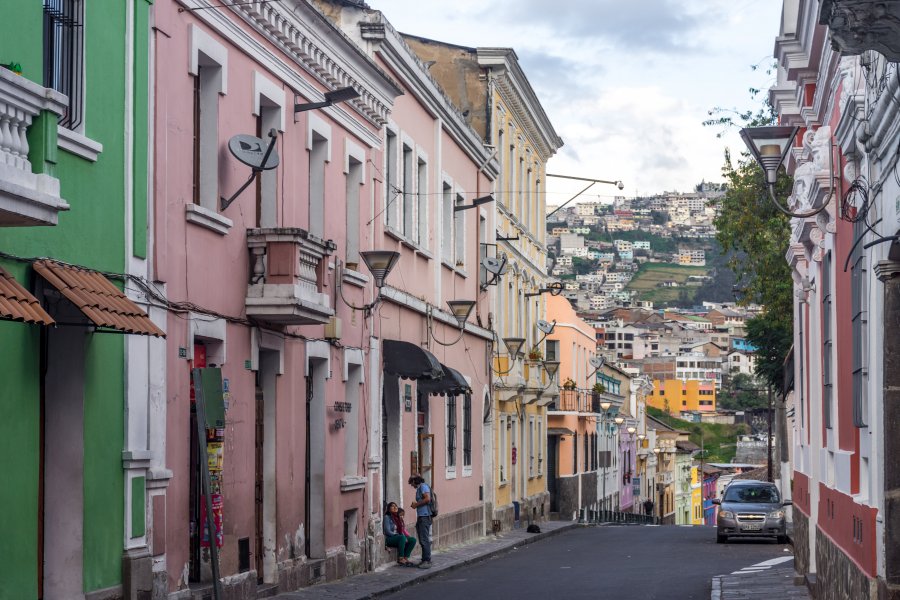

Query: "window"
(499, 416), (507, 483)
(851, 218), (868, 427)
(441, 182), (453, 262)
(546, 340), (559, 361)
(417, 156), (428, 247)
(307, 113), (331, 238)
(583, 431), (589, 473)
(528, 416), (535, 477)
(454, 193), (466, 266)
(345, 143), (365, 266)
(446, 395), (457, 469)
(189, 25), (228, 217)
(402, 143), (414, 237)
(537, 419), (544, 475)
(385, 130), (399, 230)
(255, 106), (280, 227)
(44, 0), (83, 130)
(463, 394), (472, 469)
(823, 251), (833, 429)
(344, 365), (362, 476)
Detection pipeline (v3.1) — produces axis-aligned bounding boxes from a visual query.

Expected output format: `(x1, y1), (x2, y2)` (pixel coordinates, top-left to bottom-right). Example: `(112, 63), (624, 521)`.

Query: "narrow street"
(383, 526), (790, 600)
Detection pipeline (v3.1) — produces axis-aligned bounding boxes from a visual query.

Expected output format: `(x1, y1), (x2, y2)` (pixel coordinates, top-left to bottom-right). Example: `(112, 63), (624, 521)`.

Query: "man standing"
(408, 474), (432, 569)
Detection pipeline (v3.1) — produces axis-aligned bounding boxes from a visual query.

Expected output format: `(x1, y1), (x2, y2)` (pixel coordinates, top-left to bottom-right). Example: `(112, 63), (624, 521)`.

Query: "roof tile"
(33, 260), (165, 337)
(0, 266), (54, 325)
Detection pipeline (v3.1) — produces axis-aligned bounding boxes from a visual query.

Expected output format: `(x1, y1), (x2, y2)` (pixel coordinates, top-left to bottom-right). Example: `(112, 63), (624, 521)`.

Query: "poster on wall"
(200, 493), (224, 548)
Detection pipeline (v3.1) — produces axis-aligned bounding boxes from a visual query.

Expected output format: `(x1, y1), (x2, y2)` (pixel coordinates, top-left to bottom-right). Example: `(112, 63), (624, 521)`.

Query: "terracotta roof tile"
(33, 260), (165, 337)
(0, 266), (54, 325)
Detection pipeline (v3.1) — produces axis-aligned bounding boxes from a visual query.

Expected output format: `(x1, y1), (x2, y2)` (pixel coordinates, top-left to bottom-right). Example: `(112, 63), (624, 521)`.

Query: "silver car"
(713, 480), (791, 544)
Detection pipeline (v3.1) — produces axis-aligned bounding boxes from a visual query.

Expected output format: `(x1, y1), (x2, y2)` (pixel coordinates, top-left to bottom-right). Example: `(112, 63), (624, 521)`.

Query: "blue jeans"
(416, 515), (432, 562)
(385, 534), (417, 558)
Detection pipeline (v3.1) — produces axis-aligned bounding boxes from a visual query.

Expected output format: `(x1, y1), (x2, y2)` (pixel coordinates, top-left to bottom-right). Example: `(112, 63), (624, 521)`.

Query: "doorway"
(547, 436), (559, 512)
(188, 344), (206, 582)
(40, 321), (87, 599)
(254, 351), (277, 582)
(305, 360), (326, 559)
(381, 375), (401, 511)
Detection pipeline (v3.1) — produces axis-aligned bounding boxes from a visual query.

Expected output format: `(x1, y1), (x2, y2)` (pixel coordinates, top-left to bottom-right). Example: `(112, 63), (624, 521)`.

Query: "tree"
(572, 256), (597, 276)
(706, 88), (794, 390)
(719, 372), (767, 410)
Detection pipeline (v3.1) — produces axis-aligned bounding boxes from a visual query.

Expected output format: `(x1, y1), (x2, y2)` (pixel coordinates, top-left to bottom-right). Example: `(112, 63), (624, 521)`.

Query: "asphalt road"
(382, 525), (791, 600)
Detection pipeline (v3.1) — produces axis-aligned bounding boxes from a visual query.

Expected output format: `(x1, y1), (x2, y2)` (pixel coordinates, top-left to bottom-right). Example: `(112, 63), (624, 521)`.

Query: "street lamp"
(337, 250), (400, 315)
(545, 173), (625, 219)
(739, 125), (829, 219)
(294, 86), (360, 115)
(428, 300), (476, 346)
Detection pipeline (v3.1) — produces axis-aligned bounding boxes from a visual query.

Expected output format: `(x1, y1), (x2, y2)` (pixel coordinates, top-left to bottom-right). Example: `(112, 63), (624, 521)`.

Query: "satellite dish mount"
(220, 129), (280, 211)
(479, 255), (508, 290)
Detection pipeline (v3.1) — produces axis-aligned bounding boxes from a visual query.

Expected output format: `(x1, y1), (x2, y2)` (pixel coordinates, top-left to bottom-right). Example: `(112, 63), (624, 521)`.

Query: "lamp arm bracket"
(336, 267), (378, 315)
(767, 184), (830, 219)
(426, 307), (466, 346)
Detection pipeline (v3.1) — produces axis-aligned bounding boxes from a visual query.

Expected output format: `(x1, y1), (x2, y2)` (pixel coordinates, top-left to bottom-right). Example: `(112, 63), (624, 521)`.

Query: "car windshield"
(723, 485), (780, 503)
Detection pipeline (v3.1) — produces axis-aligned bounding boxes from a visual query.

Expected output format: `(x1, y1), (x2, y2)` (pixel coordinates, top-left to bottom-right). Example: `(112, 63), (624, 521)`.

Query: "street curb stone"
(274, 521), (581, 600)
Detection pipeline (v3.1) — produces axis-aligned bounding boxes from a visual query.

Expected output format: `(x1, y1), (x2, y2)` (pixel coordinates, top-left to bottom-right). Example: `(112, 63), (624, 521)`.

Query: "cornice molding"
(175, 0), (399, 146)
(477, 48), (563, 162)
(356, 18), (498, 175)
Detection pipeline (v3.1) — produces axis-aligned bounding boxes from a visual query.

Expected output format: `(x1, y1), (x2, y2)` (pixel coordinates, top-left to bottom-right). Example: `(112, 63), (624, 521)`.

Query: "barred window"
(446, 395), (457, 468)
(463, 394), (472, 467)
(851, 218), (868, 427)
(43, 0), (83, 130)
(822, 251), (833, 429)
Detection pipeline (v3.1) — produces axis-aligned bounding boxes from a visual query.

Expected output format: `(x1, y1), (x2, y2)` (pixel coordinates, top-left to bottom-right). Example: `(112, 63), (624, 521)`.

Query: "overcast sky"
(371, 0), (783, 203)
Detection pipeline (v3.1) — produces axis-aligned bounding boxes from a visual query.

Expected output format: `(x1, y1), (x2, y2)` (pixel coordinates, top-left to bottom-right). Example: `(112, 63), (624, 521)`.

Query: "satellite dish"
(228, 134), (280, 170)
(548, 281), (563, 296)
(536, 319), (556, 335)
(482, 256), (508, 276)
(589, 356), (605, 369)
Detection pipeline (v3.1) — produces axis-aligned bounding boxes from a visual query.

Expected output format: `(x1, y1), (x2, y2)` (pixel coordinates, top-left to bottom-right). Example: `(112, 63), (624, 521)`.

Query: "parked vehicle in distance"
(712, 480), (791, 544)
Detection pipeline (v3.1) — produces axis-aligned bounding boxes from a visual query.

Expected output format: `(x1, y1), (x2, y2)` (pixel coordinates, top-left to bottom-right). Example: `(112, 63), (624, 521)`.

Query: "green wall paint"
(82, 334), (125, 591)
(0, 0), (152, 595)
(131, 477), (146, 538)
(132, 0), (149, 259)
(0, 262), (41, 600)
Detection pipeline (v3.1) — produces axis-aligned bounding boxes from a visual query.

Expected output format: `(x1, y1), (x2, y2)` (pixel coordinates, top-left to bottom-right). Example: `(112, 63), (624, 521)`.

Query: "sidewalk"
(274, 520), (580, 600)
(711, 558), (810, 600)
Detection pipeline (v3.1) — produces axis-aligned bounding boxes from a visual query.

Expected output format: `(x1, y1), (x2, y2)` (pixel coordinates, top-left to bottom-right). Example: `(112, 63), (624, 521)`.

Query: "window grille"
(447, 395), (457, 468)
(43, 0), (83, 130)
(462, 394), (471, 467)
(823, 251), (833, 429)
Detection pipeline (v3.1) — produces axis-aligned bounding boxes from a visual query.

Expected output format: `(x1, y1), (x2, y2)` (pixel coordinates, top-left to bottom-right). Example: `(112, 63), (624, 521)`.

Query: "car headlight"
(768, 510), (785, 519)
(719, 510), (734, 519)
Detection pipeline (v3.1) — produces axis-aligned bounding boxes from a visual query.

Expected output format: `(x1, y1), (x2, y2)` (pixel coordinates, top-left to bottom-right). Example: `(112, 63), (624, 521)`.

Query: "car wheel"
(717, 534), (727, 544)
(777, 535), (788, 544)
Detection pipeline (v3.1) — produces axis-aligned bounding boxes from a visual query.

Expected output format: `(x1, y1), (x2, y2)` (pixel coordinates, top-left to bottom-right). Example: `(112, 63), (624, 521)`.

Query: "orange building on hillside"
(646, 379), (715, 414)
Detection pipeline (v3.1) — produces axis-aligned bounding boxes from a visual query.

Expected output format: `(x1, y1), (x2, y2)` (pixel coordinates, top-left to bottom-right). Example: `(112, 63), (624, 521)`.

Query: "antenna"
(479, 256), (508, 290)
(536, 319), (555, 335)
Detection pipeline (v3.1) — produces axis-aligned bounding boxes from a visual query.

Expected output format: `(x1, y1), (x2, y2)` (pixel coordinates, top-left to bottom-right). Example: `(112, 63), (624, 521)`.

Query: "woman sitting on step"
(383, 502), (417, 566)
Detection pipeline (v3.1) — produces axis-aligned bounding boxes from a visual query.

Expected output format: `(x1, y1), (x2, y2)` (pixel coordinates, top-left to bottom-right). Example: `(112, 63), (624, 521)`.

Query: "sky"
(371, 0), (784, 204)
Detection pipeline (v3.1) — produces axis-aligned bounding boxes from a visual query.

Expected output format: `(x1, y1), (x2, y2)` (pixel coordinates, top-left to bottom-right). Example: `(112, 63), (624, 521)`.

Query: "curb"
(359, 522), (582, 599)
(710, 575), (722, 600)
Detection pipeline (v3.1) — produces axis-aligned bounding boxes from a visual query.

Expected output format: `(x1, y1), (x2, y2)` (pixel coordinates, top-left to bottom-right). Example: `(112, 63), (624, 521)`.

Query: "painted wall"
(647, 379), (716, 413)
(0, 0), (144, 595)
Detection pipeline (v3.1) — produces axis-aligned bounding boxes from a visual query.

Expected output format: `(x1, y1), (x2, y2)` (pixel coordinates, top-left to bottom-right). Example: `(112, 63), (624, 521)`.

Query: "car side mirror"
(782, 499), (792, 506)
(712, 498), (721, 505)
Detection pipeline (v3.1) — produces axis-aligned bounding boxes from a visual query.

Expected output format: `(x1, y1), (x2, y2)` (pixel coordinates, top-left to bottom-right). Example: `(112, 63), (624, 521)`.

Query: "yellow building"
(690, 466), (703, 525)
(402, 38), (563, 531)
(647, 379), (716, 414)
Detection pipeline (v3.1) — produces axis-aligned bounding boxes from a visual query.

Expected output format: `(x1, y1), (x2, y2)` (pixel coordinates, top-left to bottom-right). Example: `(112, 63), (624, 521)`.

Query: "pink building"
(147, 1), (494, 597)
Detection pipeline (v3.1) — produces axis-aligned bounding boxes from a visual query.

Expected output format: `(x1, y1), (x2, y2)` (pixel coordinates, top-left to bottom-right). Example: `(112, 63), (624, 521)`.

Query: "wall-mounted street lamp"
(294, 86), (360, 116)
(545, 173), (624, 219)
(614, 416), (625, 426)
(524, 281), (563, 298)
(428, 299), (476, 346)
(627, 426), (637, 435)
(637, 433), (647, 441)
(740, 125), (830, 219)
(338, 250), (400, 315)
(453, 195), (495, 212)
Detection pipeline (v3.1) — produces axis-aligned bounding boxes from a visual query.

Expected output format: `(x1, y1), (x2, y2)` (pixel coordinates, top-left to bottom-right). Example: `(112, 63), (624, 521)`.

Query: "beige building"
(403, 37), (563, 531)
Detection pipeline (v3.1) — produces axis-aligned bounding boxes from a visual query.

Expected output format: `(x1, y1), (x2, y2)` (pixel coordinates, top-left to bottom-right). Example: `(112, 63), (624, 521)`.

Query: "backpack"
(426, 484), (438, 517)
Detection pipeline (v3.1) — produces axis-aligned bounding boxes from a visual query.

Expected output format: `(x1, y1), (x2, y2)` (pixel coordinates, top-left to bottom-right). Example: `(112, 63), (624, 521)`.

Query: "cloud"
(482, 0), (724, 54)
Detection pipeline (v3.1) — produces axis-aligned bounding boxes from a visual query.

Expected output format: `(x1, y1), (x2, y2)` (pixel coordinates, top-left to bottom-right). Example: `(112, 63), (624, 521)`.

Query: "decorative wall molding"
(820, 0), (900, 62)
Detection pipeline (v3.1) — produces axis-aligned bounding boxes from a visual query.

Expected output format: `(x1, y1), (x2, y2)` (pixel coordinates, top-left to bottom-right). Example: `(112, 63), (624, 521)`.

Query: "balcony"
(820, 0), (900, 61)
(245, 228), (335, 325)
(0, 68), (69, 226)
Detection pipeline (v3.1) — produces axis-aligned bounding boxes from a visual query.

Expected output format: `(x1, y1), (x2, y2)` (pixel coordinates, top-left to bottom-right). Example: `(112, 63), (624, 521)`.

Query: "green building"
(0, 1), (159, 598)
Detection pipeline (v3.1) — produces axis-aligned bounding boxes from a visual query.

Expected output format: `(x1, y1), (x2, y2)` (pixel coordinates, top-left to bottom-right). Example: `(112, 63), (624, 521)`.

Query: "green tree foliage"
(571, 256), (597, 276)
(719, 373), (767, 410)
(708, 89), (794, 390)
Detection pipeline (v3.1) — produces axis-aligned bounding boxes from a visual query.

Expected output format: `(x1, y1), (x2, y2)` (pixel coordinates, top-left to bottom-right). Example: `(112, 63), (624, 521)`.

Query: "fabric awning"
(418, 363), (471, 396)
(0, 266), (54, 325)
(382, 339), (443, 380)
(33, 259), (165, 337)
(548, 427), (575, 436)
